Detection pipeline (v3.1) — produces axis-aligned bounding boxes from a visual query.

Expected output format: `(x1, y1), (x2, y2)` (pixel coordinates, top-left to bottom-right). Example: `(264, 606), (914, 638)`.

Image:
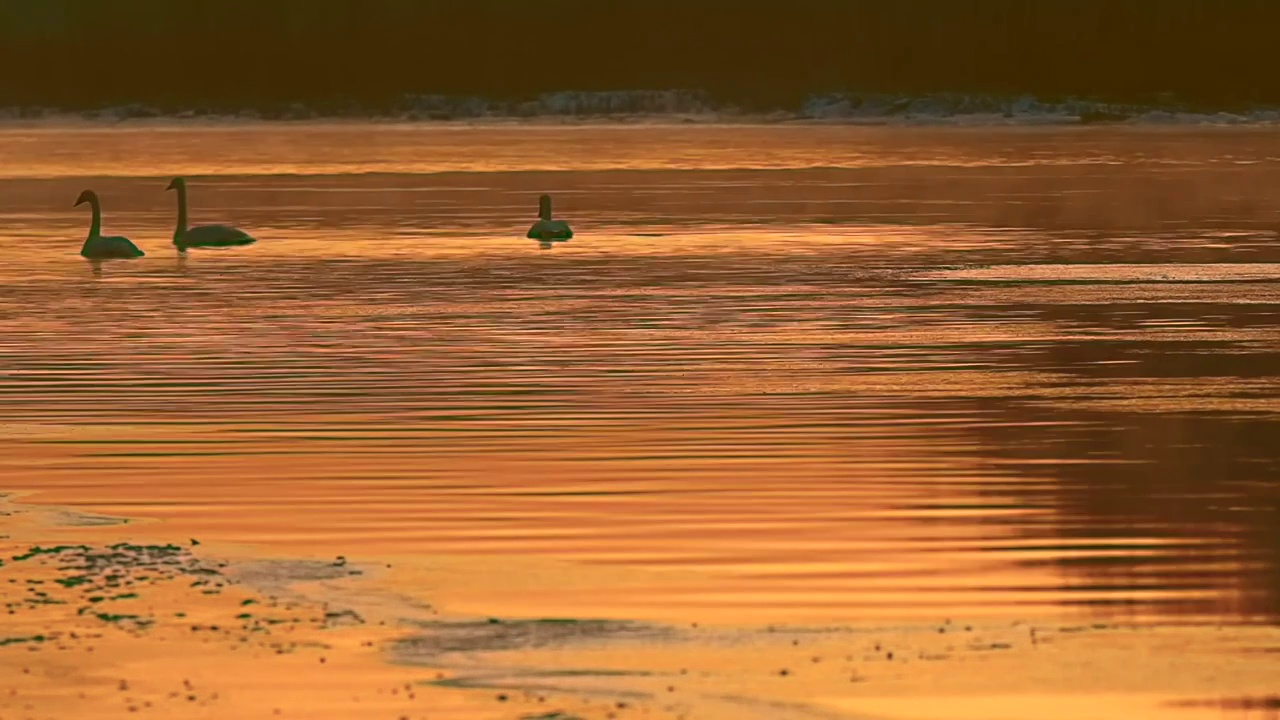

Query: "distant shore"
(4, 91), (1280, 128)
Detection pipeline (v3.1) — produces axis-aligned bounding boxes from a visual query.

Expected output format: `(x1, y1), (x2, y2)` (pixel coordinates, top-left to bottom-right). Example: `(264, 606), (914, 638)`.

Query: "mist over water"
(1, 124), (1278, 625)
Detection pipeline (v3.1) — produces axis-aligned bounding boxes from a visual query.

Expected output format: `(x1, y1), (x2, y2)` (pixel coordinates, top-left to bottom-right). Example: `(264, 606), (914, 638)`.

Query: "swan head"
(539, 194), (552, 221)
(74, 190), (97, 207)
(165, 177), (185, 191)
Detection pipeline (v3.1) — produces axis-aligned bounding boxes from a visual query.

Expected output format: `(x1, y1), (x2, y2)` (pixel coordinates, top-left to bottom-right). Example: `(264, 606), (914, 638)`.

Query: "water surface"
(1, 123), (1278, 626)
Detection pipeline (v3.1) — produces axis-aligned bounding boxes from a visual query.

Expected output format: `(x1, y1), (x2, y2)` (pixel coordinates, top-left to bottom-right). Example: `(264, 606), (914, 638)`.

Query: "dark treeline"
(1, 0), (1277, 111)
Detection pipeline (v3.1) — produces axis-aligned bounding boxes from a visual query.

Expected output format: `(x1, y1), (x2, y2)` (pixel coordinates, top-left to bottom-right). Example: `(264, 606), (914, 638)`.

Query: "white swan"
(75, 191), (144, 260)
(526, 194), (573, 240)
(166, 177), (256, 252)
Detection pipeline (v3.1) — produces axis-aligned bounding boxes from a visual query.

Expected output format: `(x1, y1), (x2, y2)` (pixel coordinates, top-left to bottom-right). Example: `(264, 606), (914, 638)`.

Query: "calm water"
(1, 123), (1278, 625)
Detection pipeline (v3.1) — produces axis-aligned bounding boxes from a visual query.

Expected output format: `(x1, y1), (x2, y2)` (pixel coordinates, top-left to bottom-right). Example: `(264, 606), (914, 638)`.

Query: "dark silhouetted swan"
(526, 194), (573, 240)
(167, 177), (256, 252)
(75, 191), (144, 260)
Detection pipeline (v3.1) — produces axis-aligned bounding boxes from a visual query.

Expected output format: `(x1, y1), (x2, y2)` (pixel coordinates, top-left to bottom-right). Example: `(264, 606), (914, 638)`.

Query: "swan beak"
(73, 192), (89, 206)
(165, 179), (179, 191)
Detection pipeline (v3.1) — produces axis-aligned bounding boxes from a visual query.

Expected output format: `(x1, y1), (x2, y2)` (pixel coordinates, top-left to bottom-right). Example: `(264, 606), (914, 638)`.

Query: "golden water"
(1, 123), (1278, 626)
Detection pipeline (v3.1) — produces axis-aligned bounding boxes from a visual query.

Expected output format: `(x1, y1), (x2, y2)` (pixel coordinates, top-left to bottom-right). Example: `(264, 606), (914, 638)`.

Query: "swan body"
(167, 177), (256, 251)
(75, 191), (144, 259)
(176, 223), (256, 248)
(526, 194), (573, 240)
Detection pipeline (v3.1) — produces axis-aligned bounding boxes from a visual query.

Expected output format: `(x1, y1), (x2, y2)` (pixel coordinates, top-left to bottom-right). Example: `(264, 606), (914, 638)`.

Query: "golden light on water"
(2, 124), (1280, 718)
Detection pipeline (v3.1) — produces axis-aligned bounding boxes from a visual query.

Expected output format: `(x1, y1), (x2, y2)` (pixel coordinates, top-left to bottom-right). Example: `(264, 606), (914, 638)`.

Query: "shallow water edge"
(3, 490), (1279, 720)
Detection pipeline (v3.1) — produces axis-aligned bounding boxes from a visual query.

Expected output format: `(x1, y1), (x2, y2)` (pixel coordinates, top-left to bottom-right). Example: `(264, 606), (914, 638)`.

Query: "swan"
(75, 191), (144, 260)
(166, 177), (256, 251)
(526, 194), (573, 240)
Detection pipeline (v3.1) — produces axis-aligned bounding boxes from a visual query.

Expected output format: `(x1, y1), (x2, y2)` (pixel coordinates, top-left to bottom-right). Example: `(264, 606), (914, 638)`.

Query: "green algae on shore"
(0, 635), (47, 646)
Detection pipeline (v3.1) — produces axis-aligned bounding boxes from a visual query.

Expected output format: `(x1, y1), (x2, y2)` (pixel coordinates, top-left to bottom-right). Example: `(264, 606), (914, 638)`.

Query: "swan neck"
(539, 195), (552, 221)
(173, 184), (188, 239)
(87, 196), (101, 238)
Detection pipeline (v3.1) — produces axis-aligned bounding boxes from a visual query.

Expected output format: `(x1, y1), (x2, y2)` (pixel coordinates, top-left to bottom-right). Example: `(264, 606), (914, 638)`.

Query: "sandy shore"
(3, 490), (1278, 720)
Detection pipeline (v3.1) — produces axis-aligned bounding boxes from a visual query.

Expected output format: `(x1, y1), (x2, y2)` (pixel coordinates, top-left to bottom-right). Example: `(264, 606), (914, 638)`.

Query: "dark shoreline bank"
(4, 1), (1279, 110)
(3, 91), (1279, 125)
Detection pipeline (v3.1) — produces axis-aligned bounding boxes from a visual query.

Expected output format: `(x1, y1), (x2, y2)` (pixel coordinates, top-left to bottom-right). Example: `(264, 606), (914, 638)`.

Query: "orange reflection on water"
(1, 123), (1278, 629)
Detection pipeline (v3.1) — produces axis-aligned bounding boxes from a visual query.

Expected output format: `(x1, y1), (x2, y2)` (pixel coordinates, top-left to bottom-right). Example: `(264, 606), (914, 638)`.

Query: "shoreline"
(3, 112), (1280, 131)
(3, 489), (1279, 719)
